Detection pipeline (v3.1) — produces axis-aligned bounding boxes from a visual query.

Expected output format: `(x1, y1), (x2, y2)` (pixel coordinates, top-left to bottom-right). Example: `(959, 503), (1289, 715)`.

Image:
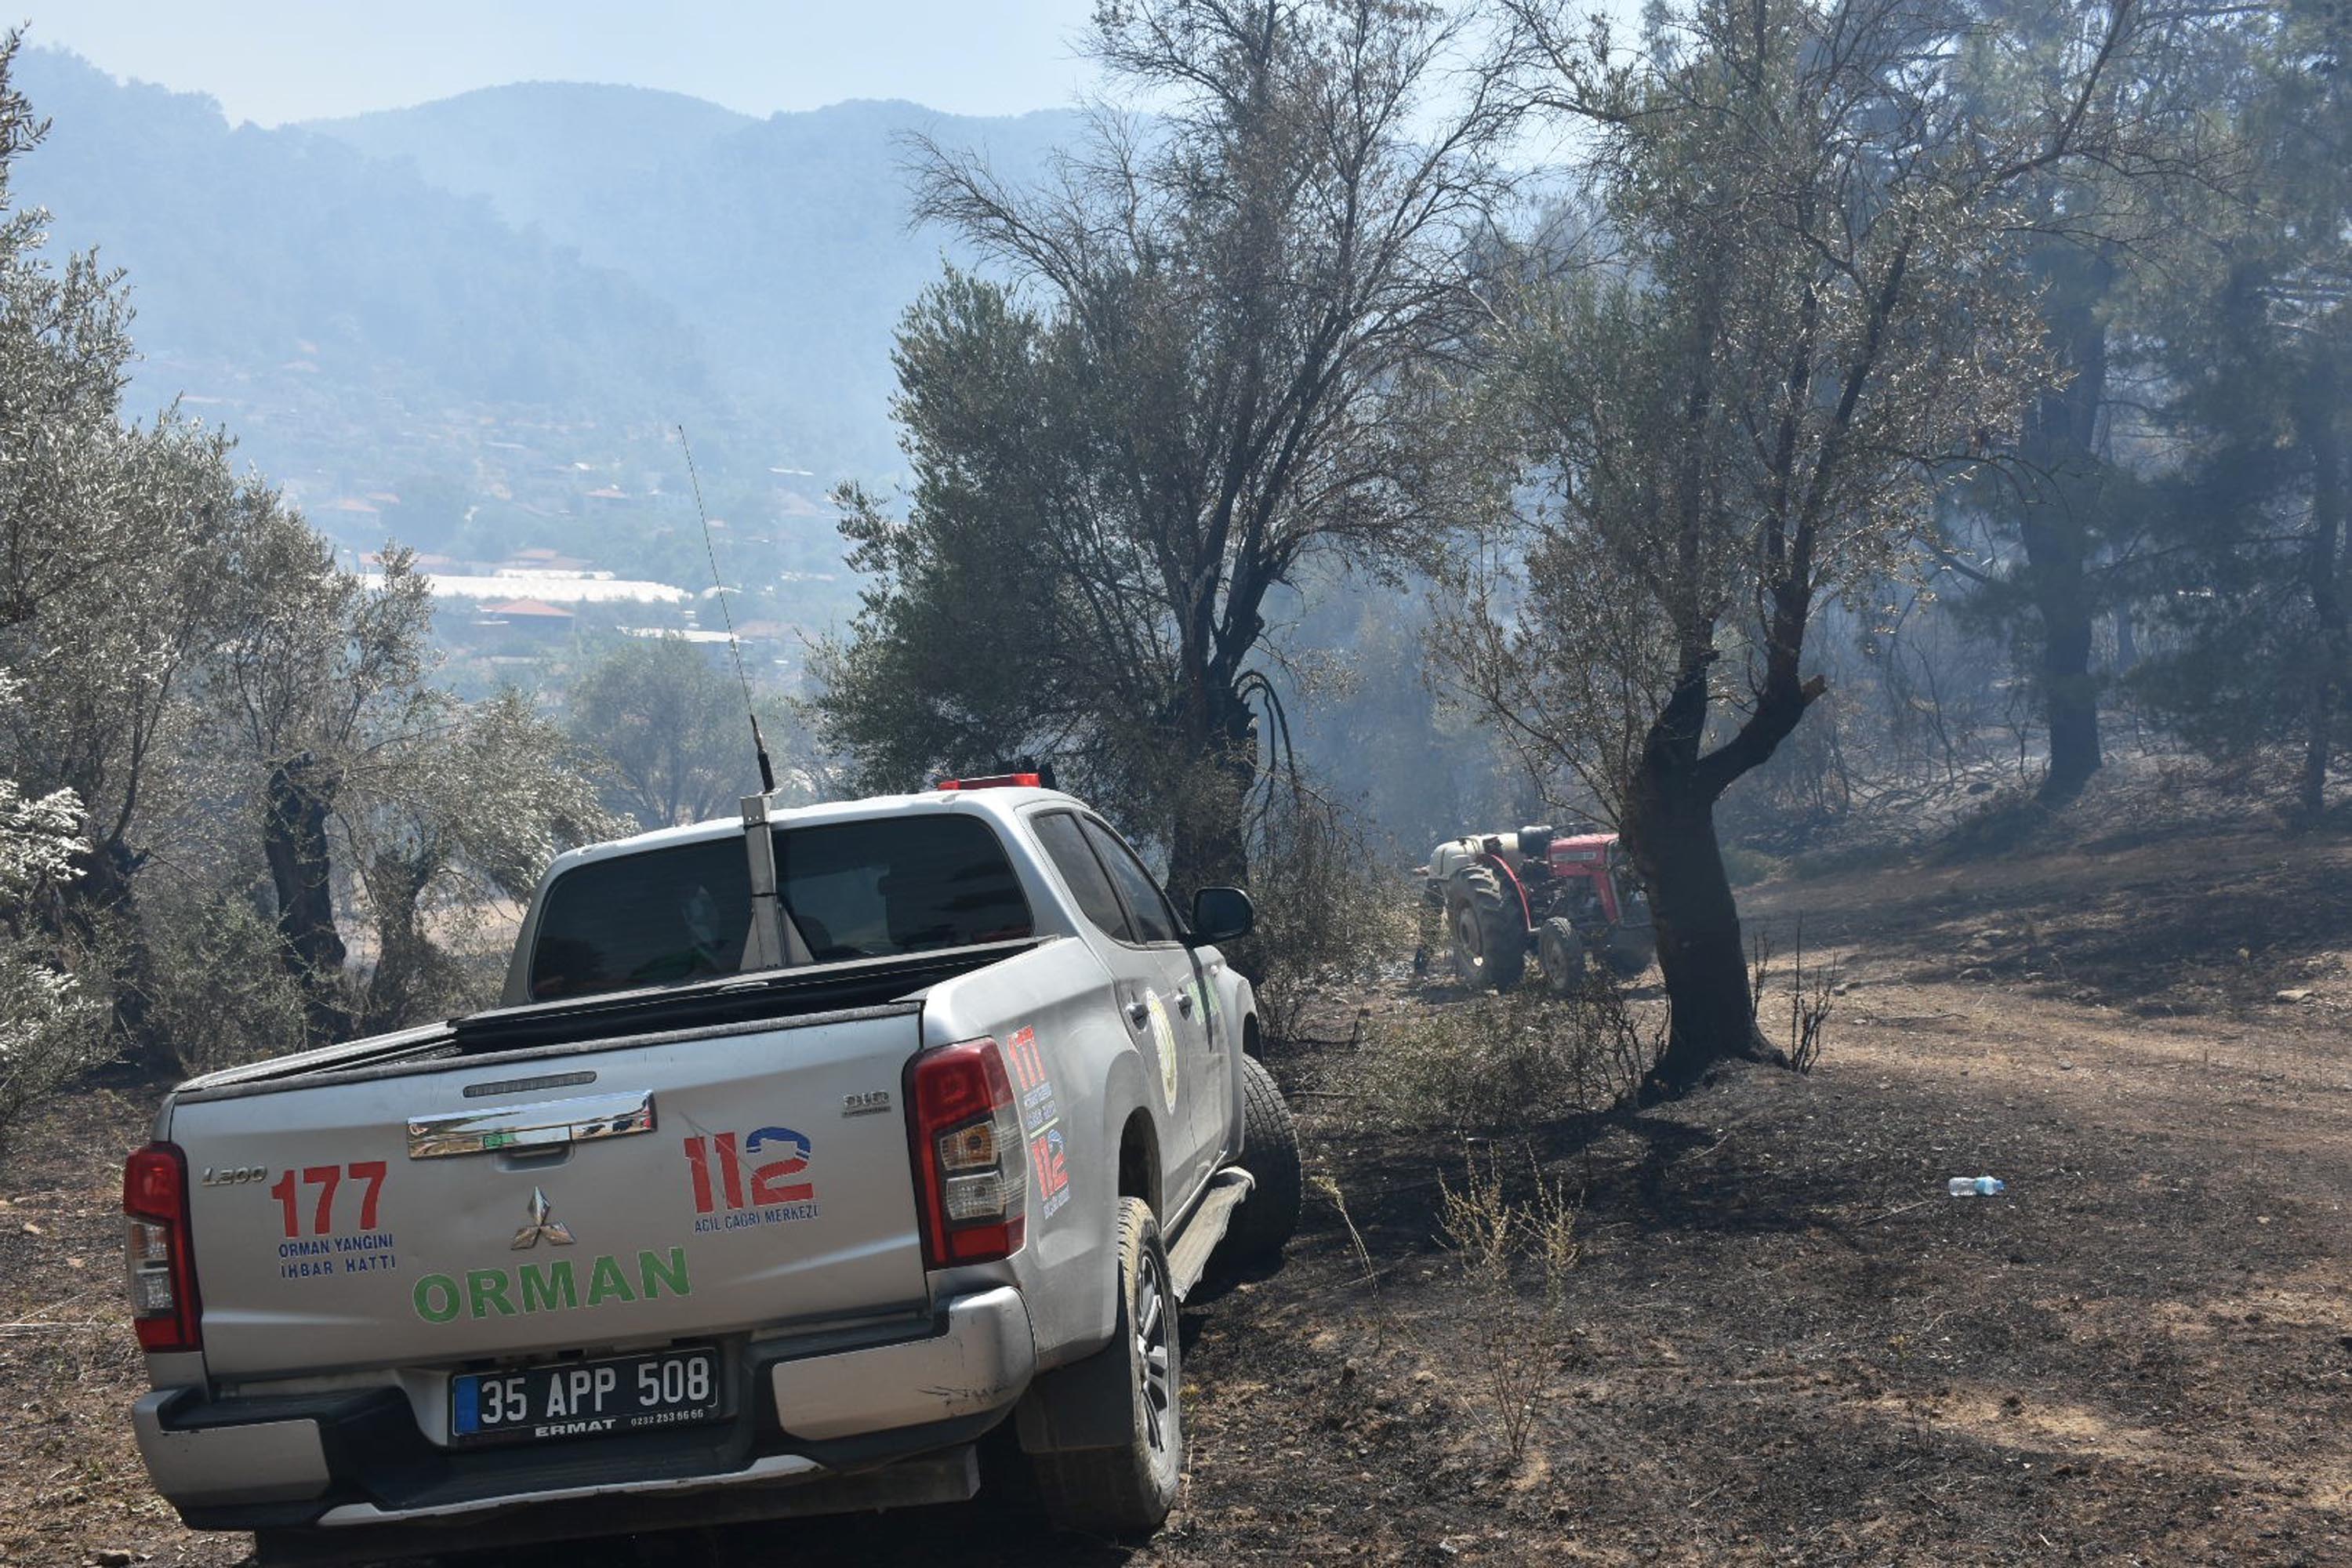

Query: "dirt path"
(1165, 955), (2352, 1566)
(5, 822), (2350, 1566)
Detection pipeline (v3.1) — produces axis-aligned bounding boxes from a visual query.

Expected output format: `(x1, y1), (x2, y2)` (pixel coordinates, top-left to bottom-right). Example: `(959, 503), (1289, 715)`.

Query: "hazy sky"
(17, 1), (1107, 125)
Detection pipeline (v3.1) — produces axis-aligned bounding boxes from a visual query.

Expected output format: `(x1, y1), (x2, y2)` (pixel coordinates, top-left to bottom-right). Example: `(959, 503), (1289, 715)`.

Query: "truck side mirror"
(1187, 886), (1254, 946)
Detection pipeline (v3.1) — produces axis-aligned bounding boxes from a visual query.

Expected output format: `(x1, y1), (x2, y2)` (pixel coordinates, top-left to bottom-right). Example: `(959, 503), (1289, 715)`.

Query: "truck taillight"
(123, 1142), (201, 1354)
(906, 1036), (1026, 1268)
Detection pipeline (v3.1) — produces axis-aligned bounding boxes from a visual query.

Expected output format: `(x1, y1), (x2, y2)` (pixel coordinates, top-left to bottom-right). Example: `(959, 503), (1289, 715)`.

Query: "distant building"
(358, 568), (691, 605)
(619, 625), (742, 671)
(477, 598), (575, 644)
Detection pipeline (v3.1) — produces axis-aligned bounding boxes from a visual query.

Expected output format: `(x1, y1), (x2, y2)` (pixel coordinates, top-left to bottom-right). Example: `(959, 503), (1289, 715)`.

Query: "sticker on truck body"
(277, 1231), (400, 1279)
(261, 1161), (401, 1278)
(683, 1126), (822, 1232)
(1005, 1026), (1072, 1221)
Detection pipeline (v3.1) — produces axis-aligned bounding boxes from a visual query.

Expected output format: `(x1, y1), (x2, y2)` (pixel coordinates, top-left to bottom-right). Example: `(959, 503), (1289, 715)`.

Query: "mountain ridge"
(7, 49), (1081, 615)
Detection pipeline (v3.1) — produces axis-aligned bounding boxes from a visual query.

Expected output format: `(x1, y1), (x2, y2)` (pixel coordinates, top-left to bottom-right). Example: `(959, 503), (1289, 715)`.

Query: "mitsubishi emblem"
(510, 1187), (575, 1250)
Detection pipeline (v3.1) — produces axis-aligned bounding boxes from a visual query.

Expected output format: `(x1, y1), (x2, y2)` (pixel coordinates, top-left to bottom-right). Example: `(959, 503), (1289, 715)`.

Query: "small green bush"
(0, 949), (101, 1136)
(0, 779), (104, 1138)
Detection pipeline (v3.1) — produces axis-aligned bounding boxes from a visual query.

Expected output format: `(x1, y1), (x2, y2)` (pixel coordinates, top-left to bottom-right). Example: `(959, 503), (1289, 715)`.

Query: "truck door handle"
(1176, 992), (1194, 1017)
(408, 1091), (655, 1160)
(1127, 1001), (1151, 1029)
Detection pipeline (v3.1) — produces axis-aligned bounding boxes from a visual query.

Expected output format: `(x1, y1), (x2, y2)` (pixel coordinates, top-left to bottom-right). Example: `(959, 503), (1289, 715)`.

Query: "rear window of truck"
(527, 815), (1033, 1001)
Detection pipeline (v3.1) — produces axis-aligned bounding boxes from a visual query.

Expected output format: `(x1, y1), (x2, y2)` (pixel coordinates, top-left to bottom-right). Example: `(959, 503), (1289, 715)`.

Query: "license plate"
(450, 1346), (722, 1443)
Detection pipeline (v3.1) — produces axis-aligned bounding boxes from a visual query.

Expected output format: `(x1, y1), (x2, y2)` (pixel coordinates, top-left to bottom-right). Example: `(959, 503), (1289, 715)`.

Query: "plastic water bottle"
(1947, 1176), (2005, 1198)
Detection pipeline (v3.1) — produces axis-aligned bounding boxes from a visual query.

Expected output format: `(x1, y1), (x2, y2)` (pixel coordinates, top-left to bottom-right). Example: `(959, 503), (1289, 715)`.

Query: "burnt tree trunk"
(2030, 546), (2100, 801)
(1621, 781), (1765, 1092)
(2298, 362), (2347, 818)
(1618, 651), (1820, 1094)
(1166, 551), (1271, 904)
(1165, 683), (1258, 904)
(263, 753), (348, 1040)
(2017, 258), (2114, 805)
(359, 855), (446, 1036)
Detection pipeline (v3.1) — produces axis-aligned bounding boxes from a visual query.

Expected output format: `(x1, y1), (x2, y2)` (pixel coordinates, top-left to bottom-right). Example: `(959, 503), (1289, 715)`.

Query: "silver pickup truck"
(120, 777), (1301, 1562)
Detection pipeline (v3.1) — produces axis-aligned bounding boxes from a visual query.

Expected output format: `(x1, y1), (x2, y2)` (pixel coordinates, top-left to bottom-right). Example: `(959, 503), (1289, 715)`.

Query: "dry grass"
(1436, 1151), (1581, 1465)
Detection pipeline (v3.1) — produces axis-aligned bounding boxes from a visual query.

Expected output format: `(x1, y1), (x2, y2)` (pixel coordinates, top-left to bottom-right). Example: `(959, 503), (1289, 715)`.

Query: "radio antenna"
(678, 425), (776, 794)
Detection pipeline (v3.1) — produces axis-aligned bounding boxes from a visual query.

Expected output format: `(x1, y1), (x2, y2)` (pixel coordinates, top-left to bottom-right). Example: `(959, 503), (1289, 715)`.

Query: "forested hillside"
(8, 49), (1076, 603)
(307, 85), (1078, 451)
(304, 82), (757, 235)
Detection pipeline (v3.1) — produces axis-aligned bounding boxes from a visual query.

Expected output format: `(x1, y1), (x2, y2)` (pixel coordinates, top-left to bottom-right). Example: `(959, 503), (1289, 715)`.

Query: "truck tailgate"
(172, 1007), (927, 1381)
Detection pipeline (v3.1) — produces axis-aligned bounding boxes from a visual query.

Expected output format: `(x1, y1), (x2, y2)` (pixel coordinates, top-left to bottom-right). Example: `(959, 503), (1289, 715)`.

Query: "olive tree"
(0, 31), (257, 1065)
(200, 497), (441, 1034)
(1446, 0), (2154, 1089)
(0, 31), (617, 1073)
(567, 634), (771, 829)
(818, 0), (1513, 895)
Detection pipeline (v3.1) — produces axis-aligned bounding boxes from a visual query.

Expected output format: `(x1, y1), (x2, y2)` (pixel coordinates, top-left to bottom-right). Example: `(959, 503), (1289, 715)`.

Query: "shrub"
(0, 946), (100, 1136)
(1361, 983), (1661, 1133)
(142, 895), (313, 1076)
(1240, 787), (1417, 1044)
(1719, 843), (1786, 887)
(0, 779), (105, 1137)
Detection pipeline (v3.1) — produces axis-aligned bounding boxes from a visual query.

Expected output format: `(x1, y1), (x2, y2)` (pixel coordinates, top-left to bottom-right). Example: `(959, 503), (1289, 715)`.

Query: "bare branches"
(831, 0), (1519, 882)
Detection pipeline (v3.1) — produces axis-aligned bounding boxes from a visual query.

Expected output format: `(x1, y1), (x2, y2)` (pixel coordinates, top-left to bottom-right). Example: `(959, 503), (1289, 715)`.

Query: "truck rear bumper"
(771, 1283), (1035, 1439)
(258, 1450), (982, 1566)
(136, 1288), (1036, 1537)
(132, 1389), (335, 1507)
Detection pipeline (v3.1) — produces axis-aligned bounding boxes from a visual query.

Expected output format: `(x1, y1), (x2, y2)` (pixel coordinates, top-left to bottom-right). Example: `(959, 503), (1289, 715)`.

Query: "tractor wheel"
(1446, 867), (1526, 993)
(1602, 923), (1657, 977)
(1538, 917), (1586, 996)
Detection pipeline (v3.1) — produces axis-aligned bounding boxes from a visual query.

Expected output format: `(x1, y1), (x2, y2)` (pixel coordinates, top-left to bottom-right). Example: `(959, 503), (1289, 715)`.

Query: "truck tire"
(1538, 917), (1586, 996)
(1223, 1054), (1301, 1262)
(1033, 1198), (1182, 1538)
(1446, 866), (1526, 992)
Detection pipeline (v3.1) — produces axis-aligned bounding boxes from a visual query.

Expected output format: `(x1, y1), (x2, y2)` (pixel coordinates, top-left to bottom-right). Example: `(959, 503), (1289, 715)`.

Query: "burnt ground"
(5, 808), (2351, 1566)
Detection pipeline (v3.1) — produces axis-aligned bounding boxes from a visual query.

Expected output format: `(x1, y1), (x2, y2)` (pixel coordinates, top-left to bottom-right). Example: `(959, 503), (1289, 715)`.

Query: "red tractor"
(1421, 826), (1657, 993)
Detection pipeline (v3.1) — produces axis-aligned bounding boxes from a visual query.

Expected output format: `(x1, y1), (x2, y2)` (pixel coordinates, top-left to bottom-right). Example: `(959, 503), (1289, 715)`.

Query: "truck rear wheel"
(1032, 1197), (1182, 1537)
(1446, 867), (1526, 993)
(1223, 1054), (1300, 1262)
